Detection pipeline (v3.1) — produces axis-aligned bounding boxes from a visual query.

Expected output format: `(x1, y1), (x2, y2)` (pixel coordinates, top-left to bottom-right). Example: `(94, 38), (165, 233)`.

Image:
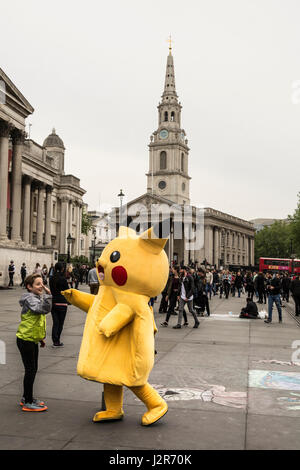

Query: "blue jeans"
(205, 284), (212, 298)
(268, 294), (282, 322)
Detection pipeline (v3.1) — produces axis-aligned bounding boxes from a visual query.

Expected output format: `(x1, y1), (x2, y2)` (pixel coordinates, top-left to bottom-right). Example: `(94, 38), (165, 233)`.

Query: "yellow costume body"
(62, 226), (169, 425)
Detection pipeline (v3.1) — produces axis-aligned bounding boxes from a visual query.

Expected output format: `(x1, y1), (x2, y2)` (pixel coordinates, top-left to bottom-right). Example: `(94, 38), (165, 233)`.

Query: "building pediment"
(0, 68), (34, 127)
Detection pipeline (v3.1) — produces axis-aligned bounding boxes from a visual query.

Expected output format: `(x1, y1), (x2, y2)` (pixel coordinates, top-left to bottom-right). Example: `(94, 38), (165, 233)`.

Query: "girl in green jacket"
(16, 273), (52, 412)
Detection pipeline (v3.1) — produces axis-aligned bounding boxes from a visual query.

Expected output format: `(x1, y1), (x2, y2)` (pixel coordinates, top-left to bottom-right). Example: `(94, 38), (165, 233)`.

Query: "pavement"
(0, 286), (300, 450)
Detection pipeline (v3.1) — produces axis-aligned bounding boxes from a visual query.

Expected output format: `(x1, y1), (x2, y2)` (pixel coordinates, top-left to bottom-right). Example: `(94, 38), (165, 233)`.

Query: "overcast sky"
(1, 0), (300, 220)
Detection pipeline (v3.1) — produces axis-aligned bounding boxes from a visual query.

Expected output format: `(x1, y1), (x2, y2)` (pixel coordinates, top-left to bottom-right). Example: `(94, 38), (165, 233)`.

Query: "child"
(16, 273), (52, 412)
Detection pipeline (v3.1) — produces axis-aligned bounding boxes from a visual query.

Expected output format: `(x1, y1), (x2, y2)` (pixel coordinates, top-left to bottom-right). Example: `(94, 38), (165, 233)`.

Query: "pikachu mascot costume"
(62, 225), (169, 425)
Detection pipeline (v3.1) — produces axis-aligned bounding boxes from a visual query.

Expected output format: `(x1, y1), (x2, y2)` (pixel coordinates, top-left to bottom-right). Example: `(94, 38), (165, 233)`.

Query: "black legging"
(16, 337), (39, 403)
(51, 305), (67, 345)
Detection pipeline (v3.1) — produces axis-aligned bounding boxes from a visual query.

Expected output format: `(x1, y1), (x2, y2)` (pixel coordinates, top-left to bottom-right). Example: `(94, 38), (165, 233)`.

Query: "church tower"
(147, 43), (191, 205)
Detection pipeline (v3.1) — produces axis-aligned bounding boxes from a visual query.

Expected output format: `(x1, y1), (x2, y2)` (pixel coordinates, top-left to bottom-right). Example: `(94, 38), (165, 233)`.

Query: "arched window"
(171, 111), (175, 121)
(160, 151), (167, 170)
(164, 111), (168, 122)
(181, 153), (184, 172)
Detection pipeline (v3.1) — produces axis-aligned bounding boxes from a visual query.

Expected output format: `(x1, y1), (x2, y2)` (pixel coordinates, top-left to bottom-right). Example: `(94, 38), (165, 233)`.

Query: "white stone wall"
(0, 246), (54, 286)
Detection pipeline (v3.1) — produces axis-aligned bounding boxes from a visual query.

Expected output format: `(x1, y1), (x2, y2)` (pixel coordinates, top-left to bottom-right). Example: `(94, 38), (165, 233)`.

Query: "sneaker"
(52, 342), (64, 348)
(20, 397), (45, 407)
(172, 324), (181, 329)
(160, 321), (168, 327)
(264, 319), (272, 324)
(183, 322), (189, 327)
(22, 402), (48, 412)
(193, 321), (200, 329)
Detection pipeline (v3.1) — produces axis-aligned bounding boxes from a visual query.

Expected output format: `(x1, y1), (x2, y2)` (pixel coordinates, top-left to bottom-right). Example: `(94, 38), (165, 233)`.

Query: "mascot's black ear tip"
(153, 218), (171, 238)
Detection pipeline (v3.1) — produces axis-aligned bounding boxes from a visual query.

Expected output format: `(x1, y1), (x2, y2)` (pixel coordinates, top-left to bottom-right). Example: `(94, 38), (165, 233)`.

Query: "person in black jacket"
(265, 273), (282, 324)
(173, 267), (200, 329)
(49, 262), (69, 347)
(291, 275), (300, 316)
(240, 297), (259, 318)
(255, 272), (266, 304)
(282, 274), (291, 303)
(234, 271), (243, 298)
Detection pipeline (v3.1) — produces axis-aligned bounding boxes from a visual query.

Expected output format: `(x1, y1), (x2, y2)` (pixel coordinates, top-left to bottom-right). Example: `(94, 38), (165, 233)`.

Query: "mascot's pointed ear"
(139, 222), (169, 255)
(118, 226), (137, 239)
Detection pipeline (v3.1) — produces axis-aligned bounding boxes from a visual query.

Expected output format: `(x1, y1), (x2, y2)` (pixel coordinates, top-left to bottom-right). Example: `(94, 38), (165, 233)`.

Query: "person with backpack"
(16, 273), (52, 412)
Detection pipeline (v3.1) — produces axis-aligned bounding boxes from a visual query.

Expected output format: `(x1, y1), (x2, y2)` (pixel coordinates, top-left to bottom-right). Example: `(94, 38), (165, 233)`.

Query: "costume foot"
(93, 410), (124, 422)
(141, 402), (168, 426)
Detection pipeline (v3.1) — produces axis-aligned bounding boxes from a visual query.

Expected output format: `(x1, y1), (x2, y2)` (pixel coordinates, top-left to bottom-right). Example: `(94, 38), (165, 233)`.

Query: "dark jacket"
(267, 277), (281, 296)
(234, 275), (243, 288)
(282, 276), (291, 291)
(49, 273), (69, 304)
(291, 279), (300, 297)
(255, 274), (265, 291)
(180, 274), (195, 299)
(245, 300), (258, 315)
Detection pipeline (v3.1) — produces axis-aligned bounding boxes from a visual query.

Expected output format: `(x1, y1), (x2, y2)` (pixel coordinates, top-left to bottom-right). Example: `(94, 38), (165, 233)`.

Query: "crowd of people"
(157, 266), (300, 327)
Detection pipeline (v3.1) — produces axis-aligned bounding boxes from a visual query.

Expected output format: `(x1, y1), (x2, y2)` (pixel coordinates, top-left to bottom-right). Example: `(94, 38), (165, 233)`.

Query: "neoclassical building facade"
(0, 67), (85, 285)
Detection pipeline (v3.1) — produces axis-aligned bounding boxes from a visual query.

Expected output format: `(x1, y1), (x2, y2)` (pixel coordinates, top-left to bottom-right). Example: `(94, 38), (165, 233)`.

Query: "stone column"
(45, 186), (53, 247)
(11, 129), (25, 242)
(170, 219), (174, 264)
(60, 197), (68, 253)
(214, 227), (219, 267)
(75, 202), (80, 256)
(251, 238), (255, 266)
(36, 183), (45, 247)
(204, 225), (213, 265)
(0, 121), (13, 240)
(23, 176), (32, 245)
(78, 204), (82, 256)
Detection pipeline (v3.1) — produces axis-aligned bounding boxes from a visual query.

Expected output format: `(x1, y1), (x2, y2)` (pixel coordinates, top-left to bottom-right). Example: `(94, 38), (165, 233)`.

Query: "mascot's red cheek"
(112, 266), (128, 286)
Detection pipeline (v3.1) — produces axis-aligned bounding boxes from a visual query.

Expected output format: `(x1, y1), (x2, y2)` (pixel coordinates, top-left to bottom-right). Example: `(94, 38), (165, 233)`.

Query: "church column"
(204, 225), (213, 265)
(11, 129), (25, 242)
(0, 121), (12, 241)
(36, 183), (45, 247)
(45, 185), (53, 247)
(23, 176), (32, 245)
(214, 227), (219, 267)
(60, 197), (68, 254)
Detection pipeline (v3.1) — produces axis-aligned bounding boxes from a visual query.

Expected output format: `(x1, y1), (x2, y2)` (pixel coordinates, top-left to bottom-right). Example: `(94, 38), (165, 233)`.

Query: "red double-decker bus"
(259, 257), (300, 274)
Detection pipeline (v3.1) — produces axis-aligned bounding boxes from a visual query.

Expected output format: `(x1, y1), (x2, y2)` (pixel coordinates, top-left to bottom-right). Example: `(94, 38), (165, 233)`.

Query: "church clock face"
(159, 129), (169, 139)
(158, 180), (166, 190)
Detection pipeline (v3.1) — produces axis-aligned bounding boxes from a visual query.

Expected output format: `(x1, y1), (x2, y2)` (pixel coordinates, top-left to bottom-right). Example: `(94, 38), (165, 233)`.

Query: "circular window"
(182, 183), (186, 191)
(158, 180), (166, 190)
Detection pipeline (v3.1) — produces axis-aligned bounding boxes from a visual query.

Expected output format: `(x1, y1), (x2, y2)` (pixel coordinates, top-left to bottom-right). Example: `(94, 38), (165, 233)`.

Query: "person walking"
(33, 263), (42, 275)
(8, 260), (15, 287)
(20, 263), (27, 287)
(205, 269), (213, 300)
(245, 272), (255, 301)
(282, 274), (291, 303)
(48, 263), (55, 280)
(234, 271), (243, 298)
(255, 272), (266, 304)
(159, 269), (172, 313)
(173, 267), (200, 329)
(49, 262), (69, 348)
(290, 275), (300, 316)
(16, 273), (52, 412)
(41, 265), (48, 285)
(88, 264), (100, 295)
(161, 266), (180, 326)
(265, 273), (283, 324)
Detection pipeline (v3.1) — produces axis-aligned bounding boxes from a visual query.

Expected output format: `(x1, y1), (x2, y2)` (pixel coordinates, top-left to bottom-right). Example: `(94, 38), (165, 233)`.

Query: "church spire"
(162, 44), (178, 102)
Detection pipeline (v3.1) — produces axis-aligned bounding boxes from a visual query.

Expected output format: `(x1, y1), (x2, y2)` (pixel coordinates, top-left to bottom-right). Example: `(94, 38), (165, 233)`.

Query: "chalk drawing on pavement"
(141, 383), (247, 409)
(249, 370), (300, 391)
(277, 393), (300, 410)
(253, 360), (300, 367)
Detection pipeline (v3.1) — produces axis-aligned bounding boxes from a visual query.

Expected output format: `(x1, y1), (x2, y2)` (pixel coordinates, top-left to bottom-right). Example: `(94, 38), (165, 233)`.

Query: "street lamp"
(92, 227), (97, 264)
(67, 233), (73, 263)
(118, 189), (125, 226)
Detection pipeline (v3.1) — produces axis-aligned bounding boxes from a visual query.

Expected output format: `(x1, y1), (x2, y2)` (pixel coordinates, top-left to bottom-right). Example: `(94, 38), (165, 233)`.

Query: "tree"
(81, 208), (92, 235)
(288, 192), (300, 256)
(254, 220), (292, 263)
